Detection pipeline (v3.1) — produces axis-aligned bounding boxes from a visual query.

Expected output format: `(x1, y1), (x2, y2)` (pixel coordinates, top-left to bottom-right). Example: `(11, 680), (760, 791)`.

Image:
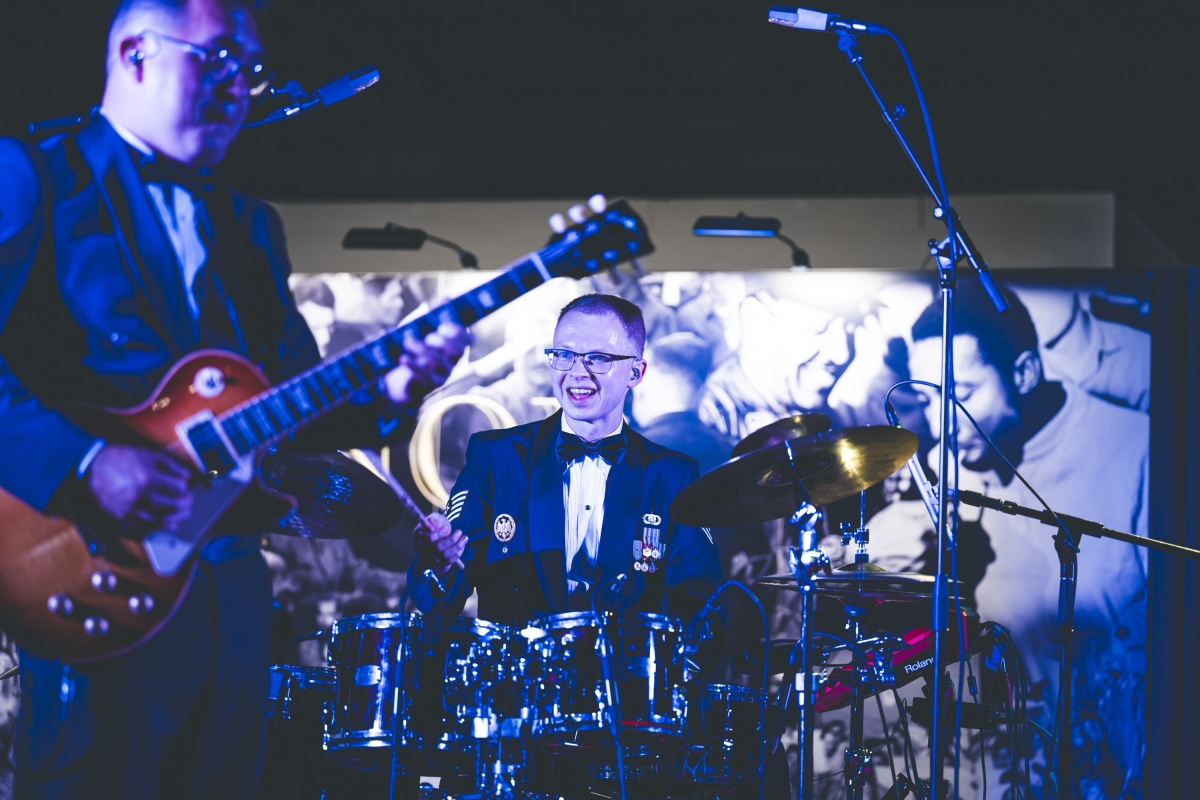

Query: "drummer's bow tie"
(557, 431), (627, 466)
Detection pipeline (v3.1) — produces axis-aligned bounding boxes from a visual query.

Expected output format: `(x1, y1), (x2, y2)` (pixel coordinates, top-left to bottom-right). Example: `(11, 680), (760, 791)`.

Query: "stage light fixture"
(692, 212), (810, 268)
(343, 223), (479, 269)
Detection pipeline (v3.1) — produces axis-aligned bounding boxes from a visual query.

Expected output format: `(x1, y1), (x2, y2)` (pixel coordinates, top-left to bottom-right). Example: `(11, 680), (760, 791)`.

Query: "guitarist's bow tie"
(557, 431), (627, 466)
(134, 151), (218, 196)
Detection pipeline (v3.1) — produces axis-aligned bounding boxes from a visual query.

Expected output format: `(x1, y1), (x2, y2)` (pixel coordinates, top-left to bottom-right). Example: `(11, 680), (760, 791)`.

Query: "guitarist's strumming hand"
(416, 512), (467, 577)
(86, 444), (194, 534)
(383, 322), (473, 407)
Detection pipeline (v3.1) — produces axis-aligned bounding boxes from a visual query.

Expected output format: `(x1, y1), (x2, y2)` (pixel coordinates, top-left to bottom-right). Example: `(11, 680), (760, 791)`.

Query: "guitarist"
(0, 1), (476, 796)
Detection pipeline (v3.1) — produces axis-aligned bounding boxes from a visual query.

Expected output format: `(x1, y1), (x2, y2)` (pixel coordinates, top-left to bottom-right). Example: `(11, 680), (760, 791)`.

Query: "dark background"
(3, 1), (1198, 260)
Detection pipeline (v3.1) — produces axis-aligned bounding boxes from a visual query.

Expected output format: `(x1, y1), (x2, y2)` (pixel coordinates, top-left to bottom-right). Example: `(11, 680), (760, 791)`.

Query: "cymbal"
(671, 426), (918, 526)
(732, 414), (832, 458)
(756, 569), (953, 604)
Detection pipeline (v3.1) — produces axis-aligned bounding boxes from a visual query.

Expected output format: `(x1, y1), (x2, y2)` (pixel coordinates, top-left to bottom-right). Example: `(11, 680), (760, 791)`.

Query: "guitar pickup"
(186, 419), (236, 475)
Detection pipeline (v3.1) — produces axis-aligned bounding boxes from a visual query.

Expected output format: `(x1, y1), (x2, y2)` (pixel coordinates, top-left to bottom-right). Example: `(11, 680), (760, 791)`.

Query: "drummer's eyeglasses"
(131, 30), (273, 99)
(544, 349), (638, 374)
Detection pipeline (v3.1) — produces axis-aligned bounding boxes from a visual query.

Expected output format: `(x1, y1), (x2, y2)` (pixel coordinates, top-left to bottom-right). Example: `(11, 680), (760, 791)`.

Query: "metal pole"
(929, 275), (955, 800)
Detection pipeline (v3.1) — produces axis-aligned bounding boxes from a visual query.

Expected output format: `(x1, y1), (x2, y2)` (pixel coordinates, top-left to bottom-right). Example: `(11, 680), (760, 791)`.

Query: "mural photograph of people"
(253, 267), (1148, 798)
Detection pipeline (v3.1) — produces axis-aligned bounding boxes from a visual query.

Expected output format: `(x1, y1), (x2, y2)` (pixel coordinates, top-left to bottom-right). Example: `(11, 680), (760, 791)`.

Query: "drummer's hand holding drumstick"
(417, 512), (467, 576)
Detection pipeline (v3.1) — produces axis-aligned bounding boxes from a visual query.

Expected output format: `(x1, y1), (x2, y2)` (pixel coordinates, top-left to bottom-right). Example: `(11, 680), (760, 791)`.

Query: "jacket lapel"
(527, 411), (567, 612)
(76, 117), (197, 351)
(597, 427), (645, 594)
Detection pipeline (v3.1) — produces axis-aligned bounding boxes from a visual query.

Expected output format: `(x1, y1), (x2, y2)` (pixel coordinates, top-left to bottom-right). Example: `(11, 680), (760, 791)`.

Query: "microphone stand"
(955, 489), (1200, 799)
(830, 30), (1008, 799)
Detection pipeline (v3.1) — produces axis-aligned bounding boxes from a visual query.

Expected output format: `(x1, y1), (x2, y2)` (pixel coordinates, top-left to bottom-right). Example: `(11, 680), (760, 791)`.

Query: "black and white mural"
(0, 268), (1150, 799)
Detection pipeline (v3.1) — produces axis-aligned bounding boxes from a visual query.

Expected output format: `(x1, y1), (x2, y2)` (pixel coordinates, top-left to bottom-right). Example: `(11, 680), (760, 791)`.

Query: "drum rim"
(332, 612), (512, 638)
(268, 663), (336, 686)
(331, 611), (422, 633)
(527, 610), (680, 632)
(705, 682), (761, 702)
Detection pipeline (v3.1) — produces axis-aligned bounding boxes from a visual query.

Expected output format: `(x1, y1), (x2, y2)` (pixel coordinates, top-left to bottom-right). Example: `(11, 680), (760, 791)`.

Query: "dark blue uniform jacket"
(408, 411), (722, 627)
(0, 115), (402, 516)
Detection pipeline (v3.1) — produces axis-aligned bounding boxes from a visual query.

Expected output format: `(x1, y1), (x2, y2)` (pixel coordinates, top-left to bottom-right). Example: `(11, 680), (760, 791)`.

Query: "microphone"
(885, 400), (940, 529)
(247, 66), (380, 127)
(768, 6), (888, 35)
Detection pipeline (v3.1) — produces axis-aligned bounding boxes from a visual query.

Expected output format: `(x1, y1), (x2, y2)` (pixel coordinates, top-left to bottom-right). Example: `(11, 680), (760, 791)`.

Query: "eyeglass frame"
(544, 348), (639, 374)
(131, 29), (273, 98)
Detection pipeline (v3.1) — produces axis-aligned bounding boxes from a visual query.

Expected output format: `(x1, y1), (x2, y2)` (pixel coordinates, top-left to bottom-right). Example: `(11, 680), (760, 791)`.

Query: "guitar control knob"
(127, 594), (156, 615)
(90, 571), (118, 593)
(83, 616), (110, 637)
(47, 594), (74, 617)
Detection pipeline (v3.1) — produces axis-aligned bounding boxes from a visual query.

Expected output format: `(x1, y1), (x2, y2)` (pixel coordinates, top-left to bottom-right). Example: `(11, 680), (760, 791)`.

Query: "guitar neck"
(213, 249), (558, 456)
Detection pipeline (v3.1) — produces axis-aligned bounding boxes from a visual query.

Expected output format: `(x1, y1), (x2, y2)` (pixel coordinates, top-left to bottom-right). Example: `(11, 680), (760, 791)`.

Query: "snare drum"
(326, 612), (518, 774)
(261, 664), (336, 798)
(525, 610), (690, 740)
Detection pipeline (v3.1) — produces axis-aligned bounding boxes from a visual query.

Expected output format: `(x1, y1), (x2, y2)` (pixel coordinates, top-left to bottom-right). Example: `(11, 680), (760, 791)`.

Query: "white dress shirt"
(561, 415), (623, 593)
(103, 112), (207, 320)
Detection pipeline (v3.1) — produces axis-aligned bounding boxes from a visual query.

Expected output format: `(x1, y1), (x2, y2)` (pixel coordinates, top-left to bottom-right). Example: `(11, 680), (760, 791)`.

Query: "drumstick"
(394, 482), (467, 571)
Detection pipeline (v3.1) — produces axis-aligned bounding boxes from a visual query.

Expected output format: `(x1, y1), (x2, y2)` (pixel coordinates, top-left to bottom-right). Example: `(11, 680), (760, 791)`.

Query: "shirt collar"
(561, 413), (623, 442)
(100, 110), (155, 157)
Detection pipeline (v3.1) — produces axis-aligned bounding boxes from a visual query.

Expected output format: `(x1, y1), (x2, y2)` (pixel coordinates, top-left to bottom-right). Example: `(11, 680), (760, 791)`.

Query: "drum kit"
(261, 415), (1008, 800)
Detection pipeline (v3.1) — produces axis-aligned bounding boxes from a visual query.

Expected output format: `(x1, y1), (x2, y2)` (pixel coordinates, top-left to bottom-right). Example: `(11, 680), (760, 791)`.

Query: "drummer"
(410, 294), (722, 628)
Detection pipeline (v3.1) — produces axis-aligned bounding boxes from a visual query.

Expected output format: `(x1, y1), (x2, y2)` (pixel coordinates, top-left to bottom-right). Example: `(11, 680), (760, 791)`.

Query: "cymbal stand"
(785, 439), (831, 800)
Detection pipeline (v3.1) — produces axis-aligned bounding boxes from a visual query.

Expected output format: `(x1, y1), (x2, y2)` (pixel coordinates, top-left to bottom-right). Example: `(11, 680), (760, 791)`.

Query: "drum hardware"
(685, 579), (771, 800)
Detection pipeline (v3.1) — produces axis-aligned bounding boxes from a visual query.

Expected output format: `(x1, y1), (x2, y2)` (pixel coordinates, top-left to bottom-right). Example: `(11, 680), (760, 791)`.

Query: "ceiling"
(4, 1), (1198, 261)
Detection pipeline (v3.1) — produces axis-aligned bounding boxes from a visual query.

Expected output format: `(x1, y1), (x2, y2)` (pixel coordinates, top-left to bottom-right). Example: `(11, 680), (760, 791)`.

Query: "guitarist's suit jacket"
(408, 411), (722, 627)
(0, 115), (404, 518)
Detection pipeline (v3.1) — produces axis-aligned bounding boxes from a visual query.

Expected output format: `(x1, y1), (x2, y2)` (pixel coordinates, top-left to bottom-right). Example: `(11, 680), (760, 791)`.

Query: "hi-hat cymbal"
(732, 414), (832, 458)
(671, 426), (918, 527)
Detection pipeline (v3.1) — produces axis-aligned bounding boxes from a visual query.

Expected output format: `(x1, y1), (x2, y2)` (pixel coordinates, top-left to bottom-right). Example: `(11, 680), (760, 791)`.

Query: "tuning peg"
(587, 194), (607, 213)
(567, 204), (588, 224)
(548, 213), (567, 234)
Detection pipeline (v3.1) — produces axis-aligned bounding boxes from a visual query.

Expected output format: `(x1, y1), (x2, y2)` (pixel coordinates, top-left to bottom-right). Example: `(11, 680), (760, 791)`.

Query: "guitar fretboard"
(215, 249), (558, 455)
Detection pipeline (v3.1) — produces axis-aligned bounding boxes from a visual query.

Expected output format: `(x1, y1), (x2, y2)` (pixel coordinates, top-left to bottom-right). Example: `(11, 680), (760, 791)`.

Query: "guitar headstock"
(540, 199), (655, 280)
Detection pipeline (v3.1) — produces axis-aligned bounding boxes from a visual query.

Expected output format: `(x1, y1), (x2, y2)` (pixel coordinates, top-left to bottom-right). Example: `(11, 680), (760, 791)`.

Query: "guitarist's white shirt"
(98, 112), (260, 564)
(103, 111), (207, 320)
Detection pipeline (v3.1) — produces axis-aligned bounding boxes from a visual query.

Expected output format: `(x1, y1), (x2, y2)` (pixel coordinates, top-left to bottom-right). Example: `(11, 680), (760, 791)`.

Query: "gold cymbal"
(671, 426), (918, 527)
(732, 414), (833, 458)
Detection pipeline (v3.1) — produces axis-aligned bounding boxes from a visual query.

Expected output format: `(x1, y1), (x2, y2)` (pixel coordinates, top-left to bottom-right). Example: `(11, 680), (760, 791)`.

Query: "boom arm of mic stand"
(834, 30), (1008, 314)
(955, 489), (1200, 560)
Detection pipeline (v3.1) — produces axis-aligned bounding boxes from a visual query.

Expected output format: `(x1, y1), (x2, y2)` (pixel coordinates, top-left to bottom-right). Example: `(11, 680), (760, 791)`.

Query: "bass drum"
(260, 664), (336, 799)
(325, 612), (518, 776)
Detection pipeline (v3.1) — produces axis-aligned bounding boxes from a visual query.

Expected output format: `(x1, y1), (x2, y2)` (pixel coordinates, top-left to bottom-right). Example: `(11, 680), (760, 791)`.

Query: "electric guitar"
(0, 200), (653, 662)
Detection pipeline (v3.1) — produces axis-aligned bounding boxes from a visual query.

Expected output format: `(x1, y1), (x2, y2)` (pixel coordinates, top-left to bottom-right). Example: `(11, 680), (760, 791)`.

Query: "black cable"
(884, 380), (1078, 549)
(893, 688), (926, 800)
(697, 580), (770, 800)
(876, 691), (898, 789)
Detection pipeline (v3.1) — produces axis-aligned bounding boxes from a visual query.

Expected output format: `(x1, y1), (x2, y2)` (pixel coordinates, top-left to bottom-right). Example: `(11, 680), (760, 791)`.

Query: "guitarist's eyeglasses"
(544, 349), (638, 375)
(131, 30), (273, 99)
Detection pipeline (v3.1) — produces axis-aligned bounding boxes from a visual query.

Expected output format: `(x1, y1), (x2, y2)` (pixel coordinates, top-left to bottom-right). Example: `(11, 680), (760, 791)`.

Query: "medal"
(633, 519), (665, 574)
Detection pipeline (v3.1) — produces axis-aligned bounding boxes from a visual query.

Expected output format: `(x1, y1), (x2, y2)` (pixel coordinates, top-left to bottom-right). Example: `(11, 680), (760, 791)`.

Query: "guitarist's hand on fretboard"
(87, 444), (194, 535)
(383, 322), (473, 407)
